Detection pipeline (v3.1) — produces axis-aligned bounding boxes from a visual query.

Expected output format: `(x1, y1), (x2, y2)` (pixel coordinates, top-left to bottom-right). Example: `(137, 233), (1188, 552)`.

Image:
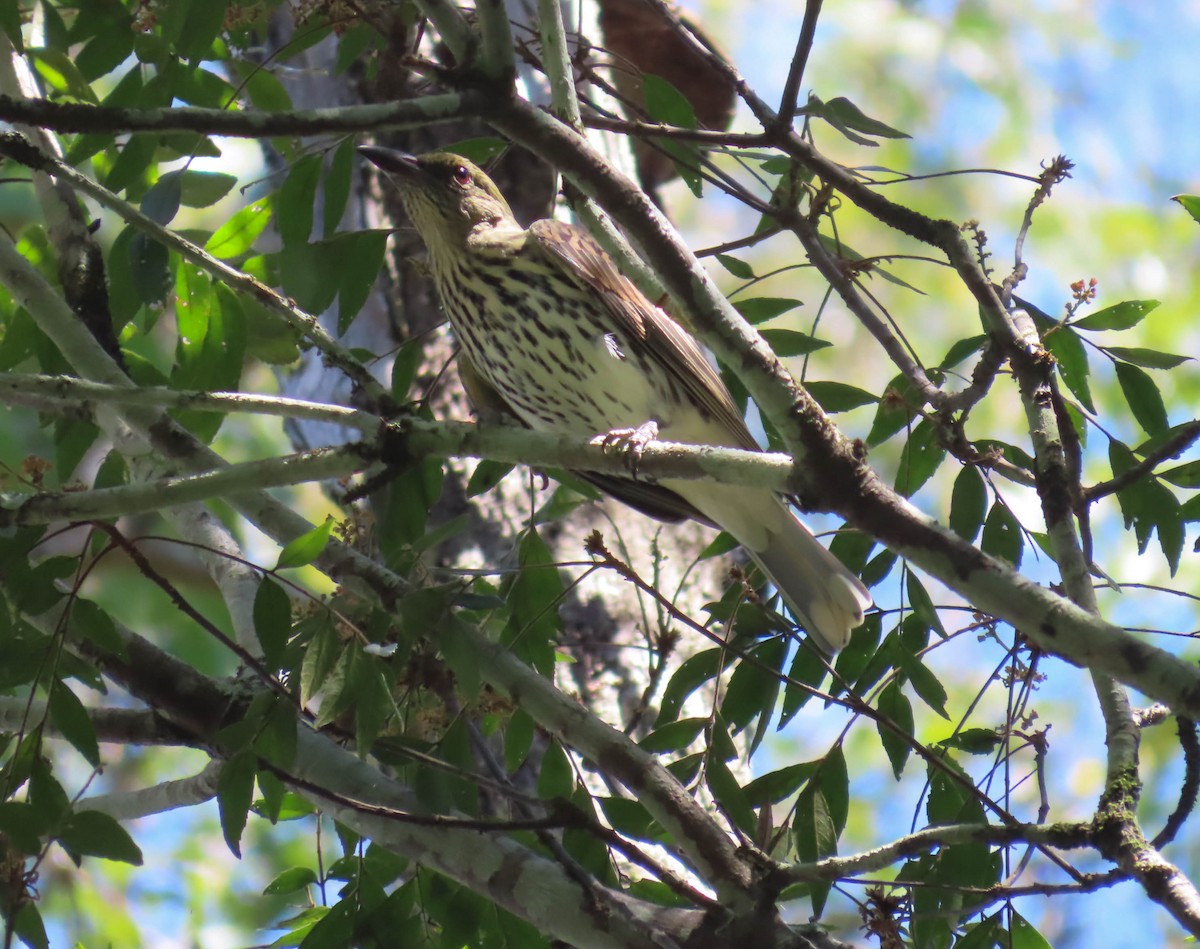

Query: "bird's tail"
(748, 512), (872, 654)
(665, 481), (871, 653)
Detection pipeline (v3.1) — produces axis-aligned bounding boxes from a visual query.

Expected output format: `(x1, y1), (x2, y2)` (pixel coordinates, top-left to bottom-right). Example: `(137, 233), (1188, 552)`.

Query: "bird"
(358, 146), (871, 653)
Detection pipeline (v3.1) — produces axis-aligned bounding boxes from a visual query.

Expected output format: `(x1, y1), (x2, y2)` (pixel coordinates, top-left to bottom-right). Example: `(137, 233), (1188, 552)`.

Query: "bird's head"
(358, 146), (517, 254)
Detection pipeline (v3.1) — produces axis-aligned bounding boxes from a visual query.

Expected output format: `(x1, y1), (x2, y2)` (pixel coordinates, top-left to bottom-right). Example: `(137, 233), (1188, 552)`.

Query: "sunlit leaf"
(1115, 360), (1169, 436)
(1072, 299), (1159, 331)
(58, 810), (143, 865)
(275, 517), (334, 570)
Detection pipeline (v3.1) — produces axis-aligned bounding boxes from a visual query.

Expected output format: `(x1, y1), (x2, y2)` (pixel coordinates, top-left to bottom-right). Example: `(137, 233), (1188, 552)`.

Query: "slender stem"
(0, 373), (382, 430)
(0, 92), (483, 136)
(776, 0), (823, 123)
(537, 0), (582, 131)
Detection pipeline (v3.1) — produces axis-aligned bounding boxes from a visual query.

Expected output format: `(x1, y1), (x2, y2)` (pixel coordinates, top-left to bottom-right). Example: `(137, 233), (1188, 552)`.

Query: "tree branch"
(0, 91), (485, 137)
(82, 762), (222, 821)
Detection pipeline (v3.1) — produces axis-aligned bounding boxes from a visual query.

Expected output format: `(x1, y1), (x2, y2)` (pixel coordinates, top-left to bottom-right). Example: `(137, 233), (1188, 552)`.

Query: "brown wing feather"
(528, 219), (758, 451)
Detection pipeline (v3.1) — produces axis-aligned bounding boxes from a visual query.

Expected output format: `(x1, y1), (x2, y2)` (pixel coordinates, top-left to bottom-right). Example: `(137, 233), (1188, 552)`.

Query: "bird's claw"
(593, 420), (659, 478)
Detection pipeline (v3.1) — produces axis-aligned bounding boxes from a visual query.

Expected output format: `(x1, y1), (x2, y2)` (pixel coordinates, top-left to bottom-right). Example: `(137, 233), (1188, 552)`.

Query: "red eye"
(452, 165), (471, 186)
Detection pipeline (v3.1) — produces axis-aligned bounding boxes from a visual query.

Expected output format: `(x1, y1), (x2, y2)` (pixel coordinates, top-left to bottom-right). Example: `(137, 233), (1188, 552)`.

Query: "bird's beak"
(357, 145), (420, 179)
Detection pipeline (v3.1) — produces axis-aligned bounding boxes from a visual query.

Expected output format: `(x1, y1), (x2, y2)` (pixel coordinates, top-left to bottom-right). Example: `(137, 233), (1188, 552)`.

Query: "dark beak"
(357, 145), (420, 178)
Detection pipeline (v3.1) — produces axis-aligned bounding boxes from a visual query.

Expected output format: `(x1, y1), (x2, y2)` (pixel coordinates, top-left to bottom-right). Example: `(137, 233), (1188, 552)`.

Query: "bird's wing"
(460, 340), (711, 524)
(528, 219), (759, 451)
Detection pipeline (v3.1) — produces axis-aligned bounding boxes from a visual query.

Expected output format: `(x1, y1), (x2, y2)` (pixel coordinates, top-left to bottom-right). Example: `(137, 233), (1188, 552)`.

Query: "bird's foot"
(593, 420), (659, 478)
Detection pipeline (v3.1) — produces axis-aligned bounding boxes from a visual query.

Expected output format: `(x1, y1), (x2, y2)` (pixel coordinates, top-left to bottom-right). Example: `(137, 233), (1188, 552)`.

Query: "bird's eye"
(452, 165), (471, 186)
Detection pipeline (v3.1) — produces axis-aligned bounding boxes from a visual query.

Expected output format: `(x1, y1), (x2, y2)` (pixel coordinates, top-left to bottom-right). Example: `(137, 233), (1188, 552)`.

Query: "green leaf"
(253, 577), (293, 670)
(867, 372), (931, 446)
(760, 328), (831, 357)
(378, 455), (442, 555)
(1072, 299), (1159, 331)
(28, 48), (100, 102)
(657, 138), (703, 196)
(205, 199), (272, 259)
(937, 334), (987, 369)
(11, 904), (48, 949)
(721, 638), (786, 746)
(29, 757), (69, 826)
(140, 172), (182, 225)
(254, 699), (298, 771)
(1150, 484), (1184, 574)
(69, 598), (126, 659)
(252, 775), (286, 826)
(179, 170), (238, 208)
(899, 652), (949, 719)
(778, 640), (832, 725)
(105, 132), (157, 196)
(1114, 361), (1168, 436)
(706, 756), (756, 837)
(58, 810), (143, 865)
(1009, 910), (1055, 949)
(217, 751), (257, 857)
(502, 528), (565, 670)
(876, 681), (913, 779)
(178, 0), (229, 62)
(279, 239), (340, 315)
(275, 517), (334, 570)
(128, 230), (171, 306)
(352, 662), (394, 759)
(819, 746), (850, 837)
(949, 466), (987, 542)
(48, 683), (100, 767)
(894, 419), (945, 497)
(805, 381), (877, 413)
(906, 572), (946, 640)
(174, 262), (214, 368)
(390, 336), (424, 398)
(939, 728), (1002, 755)
(1173, 193), (1200, 224)
(441, 614), (482, 703)
(743, 761), (817, 807)
(0, 801), (45, 855)
(656, 649), (722, 724)
(231, 60), (293, 111)
(264, 866), (318, 895)
(1105, 345), (1190, 369)
(466, 459), (514, 497)
(639, 717), (708, 753)
(537, 741), (573, 799)
(444, 137), (509, 165)
(981, 501), (1023, 568)
(733, 297), (802, 324)
(809, 95), (909, 139)
(298, 900), (354, 949)
(598, 797), (654, 839)
(715, 254), (755, 279)
(505, 710), (536, 772)
(323, 139), (356, 235)
(276, 154), (324, 246)
(1160, 460), (1200, 489)
(642, 74), (697, 129)
(0, 2), (24, 53)
(299, 615), (341, 707)
(1042, 324), (1094, 412)
(337, 230), (389, 333)
(311, 642), (357, 729)
(793, 784), (836, 915)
